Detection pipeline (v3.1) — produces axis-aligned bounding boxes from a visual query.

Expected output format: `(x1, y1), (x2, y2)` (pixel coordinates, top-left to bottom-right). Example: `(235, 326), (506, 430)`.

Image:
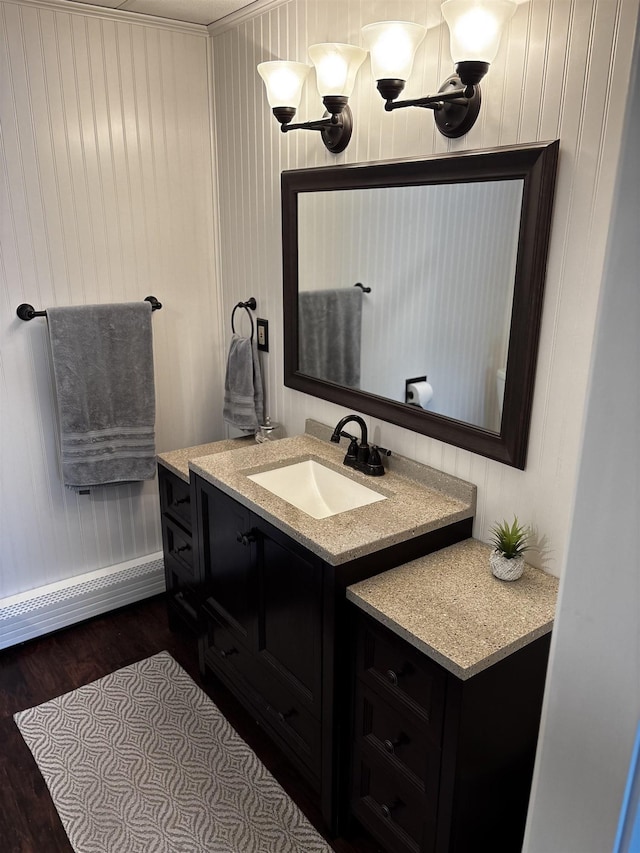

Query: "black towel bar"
(231, 297), (257, 340)
(16, 296), (162, 321)
(354, 282), (372, 293)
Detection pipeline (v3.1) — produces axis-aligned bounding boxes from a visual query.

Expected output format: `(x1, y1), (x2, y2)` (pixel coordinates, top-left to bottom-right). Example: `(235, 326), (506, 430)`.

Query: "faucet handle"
(373, 445), (391, 457)
(366, 445), (390, 476)
(345, 436), (359, 460)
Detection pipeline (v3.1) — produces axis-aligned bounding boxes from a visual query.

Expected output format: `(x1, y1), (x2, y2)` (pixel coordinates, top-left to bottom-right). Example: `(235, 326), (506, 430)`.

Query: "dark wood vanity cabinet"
(350, 609), (551, 853)
(192, 473), (473, 833)
(196, 477), (324, 788)
(157, 464), (200, 631)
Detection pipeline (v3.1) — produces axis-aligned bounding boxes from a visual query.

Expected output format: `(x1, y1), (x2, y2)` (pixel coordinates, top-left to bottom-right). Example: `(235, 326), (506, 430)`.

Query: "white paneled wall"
(210, 0), (638, 577)
(0, 0), (224, 598)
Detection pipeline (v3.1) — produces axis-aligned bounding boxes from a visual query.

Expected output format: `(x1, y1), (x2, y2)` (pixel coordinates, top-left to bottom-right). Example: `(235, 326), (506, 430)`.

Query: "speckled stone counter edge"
(157, 436), (254, 482)
(347, 538), (558, 680)
(188, 433), (475, 566)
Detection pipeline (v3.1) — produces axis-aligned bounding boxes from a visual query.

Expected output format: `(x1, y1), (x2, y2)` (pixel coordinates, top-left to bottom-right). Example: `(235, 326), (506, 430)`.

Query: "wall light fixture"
(258, 43), (367, 153)
(362, 0), (517, 138)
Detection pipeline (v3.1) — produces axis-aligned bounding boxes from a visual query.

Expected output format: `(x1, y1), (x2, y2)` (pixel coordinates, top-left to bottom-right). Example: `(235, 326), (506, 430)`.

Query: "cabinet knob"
(386, 663), (411, 685)
(380, 798), (401, 820)
(236, 529), (256, 547)
(277, 708), (295, 723)
(383, 732), (409, 754)
(219, 646), (237, 658)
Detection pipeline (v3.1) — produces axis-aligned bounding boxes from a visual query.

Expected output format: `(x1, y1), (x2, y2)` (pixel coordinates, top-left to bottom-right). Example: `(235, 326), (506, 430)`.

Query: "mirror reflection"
(297, 179), (524, 433)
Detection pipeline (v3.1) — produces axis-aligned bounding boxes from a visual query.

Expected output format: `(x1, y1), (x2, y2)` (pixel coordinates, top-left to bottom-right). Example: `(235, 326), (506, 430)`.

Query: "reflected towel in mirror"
(298, 288), (362, 388)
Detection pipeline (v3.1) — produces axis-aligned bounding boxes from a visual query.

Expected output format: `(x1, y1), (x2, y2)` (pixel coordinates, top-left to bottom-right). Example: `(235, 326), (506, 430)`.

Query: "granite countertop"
(189, 425), (476, 567)
(347, 538), (558, 680)
(157, 437), (254, 482)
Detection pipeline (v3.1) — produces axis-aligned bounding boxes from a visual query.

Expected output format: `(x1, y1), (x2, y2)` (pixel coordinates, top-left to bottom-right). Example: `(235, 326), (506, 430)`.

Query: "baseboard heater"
(0, 553), (165, 650)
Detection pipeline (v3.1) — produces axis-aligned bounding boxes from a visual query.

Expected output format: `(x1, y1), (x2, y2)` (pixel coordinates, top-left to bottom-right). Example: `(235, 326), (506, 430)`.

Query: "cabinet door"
(197, 480), (258, 649)
(256, 520), (323, 716)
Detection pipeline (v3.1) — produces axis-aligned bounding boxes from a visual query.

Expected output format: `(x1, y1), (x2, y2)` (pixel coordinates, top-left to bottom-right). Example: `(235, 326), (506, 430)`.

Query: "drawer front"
(254, 660), (321, 774)
(358, 618), (446, 739)
(355, 683), (440, 796)
(351, 746), (434, 853)
(166, 565), (200, 628)
(162, 518), (195, 579)
(203, 610), (321, 780)
(159, 469), (192, 532)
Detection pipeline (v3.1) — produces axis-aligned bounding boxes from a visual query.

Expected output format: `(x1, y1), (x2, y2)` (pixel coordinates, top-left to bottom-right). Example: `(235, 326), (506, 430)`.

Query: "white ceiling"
(62, 0), (258, 27)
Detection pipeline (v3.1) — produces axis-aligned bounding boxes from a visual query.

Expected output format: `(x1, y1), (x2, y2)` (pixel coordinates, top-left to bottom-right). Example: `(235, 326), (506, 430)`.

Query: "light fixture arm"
(281, 114), (341, 132)
(378, 71), (482, 139)
(383, 82), (475, 112)
(273, 98), (353, 154)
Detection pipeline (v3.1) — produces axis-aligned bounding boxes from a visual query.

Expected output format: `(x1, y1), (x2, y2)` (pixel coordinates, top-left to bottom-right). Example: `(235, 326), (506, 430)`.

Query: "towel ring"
(231, 297), (256, 340)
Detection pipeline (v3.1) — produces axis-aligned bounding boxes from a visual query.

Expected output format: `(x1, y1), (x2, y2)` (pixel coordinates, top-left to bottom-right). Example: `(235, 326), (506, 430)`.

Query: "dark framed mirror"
(282, 140), (559, 469)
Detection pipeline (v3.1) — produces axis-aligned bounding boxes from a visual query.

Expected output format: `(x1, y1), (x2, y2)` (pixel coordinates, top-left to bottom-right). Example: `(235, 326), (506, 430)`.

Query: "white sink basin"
(247, 459), (386, 519)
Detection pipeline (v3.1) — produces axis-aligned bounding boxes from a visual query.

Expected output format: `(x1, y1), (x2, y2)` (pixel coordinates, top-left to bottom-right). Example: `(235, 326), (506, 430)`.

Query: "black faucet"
(330, 415), (390, 476)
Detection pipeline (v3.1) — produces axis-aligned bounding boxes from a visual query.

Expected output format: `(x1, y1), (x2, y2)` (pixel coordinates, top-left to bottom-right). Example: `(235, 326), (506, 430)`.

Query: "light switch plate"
(257, 318), (269, 352)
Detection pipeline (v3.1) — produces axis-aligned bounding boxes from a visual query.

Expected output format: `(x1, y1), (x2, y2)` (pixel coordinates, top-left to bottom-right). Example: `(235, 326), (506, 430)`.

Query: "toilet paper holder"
(405, 375), (433, 407)
(405, 376), (426, 404)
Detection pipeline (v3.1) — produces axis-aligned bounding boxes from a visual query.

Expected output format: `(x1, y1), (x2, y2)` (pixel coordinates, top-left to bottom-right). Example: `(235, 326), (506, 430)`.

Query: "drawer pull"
(174, 496), (190, 506)
(266, 704), (295, 725)
(219, 646), (238, 658)
(174, 593), (197, 620)
(277, 708), (295, 723)
(383, 732), (409, 754)
(385, 663), (411, 685)
(380, 798), (401, 820)
(236, 529), (256, 547)
(175, 544), (191, 554)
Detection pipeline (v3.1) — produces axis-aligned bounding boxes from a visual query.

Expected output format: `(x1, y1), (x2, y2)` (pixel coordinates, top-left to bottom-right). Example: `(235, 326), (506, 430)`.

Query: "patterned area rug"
(14, 651), (332, 852)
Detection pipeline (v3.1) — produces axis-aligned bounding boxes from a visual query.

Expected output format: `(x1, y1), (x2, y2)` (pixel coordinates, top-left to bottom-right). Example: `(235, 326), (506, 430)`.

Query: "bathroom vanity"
(187, 426), (475, 831)
(347, 539), (558, 853)
(156, 425), (557, 848)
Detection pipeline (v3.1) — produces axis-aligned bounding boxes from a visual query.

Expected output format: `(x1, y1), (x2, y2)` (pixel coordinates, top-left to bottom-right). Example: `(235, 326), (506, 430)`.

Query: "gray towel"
(298, 288), (362, 387)
(223, 334), (264, 432)
(47, 302), (156, 488)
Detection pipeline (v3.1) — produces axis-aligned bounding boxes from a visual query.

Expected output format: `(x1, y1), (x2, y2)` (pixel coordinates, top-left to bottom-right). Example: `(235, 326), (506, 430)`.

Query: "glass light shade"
(308, 43), (367, 97)
(361, 21), (427, 82)
(257, 61), (310, 108)
(442, 0), (517, 64)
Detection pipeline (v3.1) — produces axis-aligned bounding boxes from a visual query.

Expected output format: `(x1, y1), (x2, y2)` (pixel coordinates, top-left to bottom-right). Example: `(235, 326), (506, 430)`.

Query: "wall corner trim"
(207, 0), (291, 35)
(5, 0), (209, 36)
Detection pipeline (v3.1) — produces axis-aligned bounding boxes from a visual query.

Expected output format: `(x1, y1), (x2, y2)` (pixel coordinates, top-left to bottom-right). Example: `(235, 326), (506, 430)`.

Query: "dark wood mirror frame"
(282, 140), (559, 469)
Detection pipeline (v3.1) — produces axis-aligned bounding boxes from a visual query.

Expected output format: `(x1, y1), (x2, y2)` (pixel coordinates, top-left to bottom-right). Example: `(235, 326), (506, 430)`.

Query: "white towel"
(223, 334), (264, 431)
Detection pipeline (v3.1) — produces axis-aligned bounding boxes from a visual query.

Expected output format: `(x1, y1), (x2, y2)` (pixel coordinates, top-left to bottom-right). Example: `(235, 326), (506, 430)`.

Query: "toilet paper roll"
(407, 380), (433, 408)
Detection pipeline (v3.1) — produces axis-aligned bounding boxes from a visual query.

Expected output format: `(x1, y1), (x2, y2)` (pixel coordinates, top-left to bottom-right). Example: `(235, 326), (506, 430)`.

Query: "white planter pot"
(490, 550), (525, 581)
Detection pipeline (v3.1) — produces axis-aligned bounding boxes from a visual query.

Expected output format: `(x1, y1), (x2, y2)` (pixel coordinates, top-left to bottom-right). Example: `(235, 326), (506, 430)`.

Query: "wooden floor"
(0, 595), (383, 853)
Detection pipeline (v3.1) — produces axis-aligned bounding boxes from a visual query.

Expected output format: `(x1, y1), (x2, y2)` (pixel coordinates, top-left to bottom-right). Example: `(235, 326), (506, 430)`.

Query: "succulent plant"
(490, 517), (532, 559)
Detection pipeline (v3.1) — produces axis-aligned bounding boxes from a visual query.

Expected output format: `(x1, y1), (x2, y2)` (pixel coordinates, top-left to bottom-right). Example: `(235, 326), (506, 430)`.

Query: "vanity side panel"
(438, 633), (552, 853)
(158, 463), (200, 632)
